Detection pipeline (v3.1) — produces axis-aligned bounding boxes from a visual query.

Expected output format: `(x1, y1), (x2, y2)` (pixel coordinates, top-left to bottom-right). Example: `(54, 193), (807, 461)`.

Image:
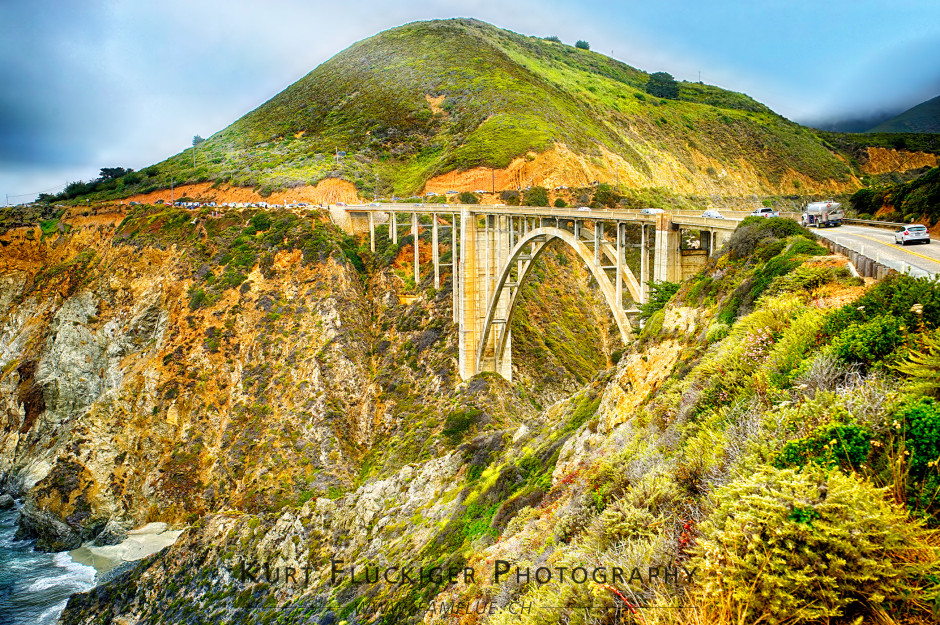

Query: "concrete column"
(640, 224), (648, 303)
(494, 214), (512, 381)
(594, 221), (601, 267)
(412, 213), (419, 285)
(616, 222), (623, 311)
(653, 214), (680, 282)
(458, 209), (477, 379)
(484, 214), (491, 308)
(452, 213), (458, 323)
(368, 211), (375, 253)
(391, 212), (397, 244)
(432, 213), (440, 289)
(508, 216), (515, 252)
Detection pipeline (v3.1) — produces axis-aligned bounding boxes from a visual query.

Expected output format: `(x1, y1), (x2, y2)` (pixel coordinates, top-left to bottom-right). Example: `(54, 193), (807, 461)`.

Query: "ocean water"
(0, 506), (97, 625)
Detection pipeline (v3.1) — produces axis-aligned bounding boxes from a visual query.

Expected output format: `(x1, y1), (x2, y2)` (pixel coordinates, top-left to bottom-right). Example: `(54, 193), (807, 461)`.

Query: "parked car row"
(128, 200), (315, 210)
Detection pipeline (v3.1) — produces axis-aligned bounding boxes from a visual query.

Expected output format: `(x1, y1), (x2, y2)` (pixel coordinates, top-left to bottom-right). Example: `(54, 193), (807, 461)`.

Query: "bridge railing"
(343, 203), (745, 224)
(841, 218), (907, 230)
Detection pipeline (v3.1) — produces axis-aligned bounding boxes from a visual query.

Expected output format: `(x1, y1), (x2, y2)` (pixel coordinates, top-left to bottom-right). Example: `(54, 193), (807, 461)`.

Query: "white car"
(640, 208), (664, 215)
(750, 207), (780, 218)
(576, 206), (592, 212)
(702, 209), (724, 219)
(895, 224), (930, 245)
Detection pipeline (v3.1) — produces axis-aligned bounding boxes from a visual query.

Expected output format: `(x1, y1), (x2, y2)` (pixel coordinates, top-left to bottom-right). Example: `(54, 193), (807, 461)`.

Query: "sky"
(2, 0), (939, 204)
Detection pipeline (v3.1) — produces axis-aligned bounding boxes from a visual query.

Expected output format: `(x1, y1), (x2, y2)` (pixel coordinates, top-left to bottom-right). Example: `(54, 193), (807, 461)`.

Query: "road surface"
(816, 224), (940, 277)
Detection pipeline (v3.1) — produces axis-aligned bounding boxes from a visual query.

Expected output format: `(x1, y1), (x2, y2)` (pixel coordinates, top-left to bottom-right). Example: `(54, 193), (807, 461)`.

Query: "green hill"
(850, 165), (940, 223)
(868, 94), (940, 133)
(59, 19), (875, 201)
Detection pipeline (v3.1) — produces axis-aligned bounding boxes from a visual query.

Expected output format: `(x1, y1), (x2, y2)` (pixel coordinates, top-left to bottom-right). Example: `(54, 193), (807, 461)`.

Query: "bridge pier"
(368, 212), (375, 253)
(640, 224), (648, 302)
(653, 214), (681, 282)
(412, 213), (419, 285)
(432, 214), (440, 289)
(452, 213), (458, 322)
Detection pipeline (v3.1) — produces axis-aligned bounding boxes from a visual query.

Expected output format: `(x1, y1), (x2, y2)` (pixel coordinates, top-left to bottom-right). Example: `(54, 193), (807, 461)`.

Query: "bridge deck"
(344, 204), (745, 231)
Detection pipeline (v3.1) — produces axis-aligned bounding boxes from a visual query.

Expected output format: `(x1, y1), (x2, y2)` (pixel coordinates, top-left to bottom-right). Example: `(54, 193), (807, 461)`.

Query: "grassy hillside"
(53, 19), (866, 203)
(850, 165), (940, 223)
(869, 94), (940, 133)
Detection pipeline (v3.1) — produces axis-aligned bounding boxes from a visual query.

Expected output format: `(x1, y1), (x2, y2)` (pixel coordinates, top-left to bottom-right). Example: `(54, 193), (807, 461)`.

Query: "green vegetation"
(850, 166), (940, 224)
(638, 280), (680, 320)
(43, 18), (880, 206)
(57, 211), (940, 625)
(697, 467), (931, 623)
(645, 71), (679, 99)
(457, 191), (479, 204)
(522, 186), (548, 207)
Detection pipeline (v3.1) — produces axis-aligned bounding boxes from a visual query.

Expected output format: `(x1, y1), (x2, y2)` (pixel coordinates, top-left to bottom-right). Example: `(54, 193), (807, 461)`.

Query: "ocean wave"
(25, 553), (96, 592)
(37, 600), (70, 625)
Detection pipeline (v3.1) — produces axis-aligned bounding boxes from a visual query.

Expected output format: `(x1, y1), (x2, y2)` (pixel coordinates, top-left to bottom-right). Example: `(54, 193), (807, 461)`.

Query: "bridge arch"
(474, 226), (637, 375)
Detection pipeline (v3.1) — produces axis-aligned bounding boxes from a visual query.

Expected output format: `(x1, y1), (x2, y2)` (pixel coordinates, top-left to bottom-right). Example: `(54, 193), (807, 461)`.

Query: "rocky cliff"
(56, 216), (940, 624)
(0, 204), (614, 554)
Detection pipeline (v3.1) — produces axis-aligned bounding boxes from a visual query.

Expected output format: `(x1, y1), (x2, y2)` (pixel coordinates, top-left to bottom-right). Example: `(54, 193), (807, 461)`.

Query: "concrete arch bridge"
(340, 205), (744, 380)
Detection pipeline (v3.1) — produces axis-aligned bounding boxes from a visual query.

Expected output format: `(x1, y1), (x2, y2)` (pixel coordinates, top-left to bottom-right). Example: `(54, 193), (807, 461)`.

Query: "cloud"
(2, 0), (939, 203)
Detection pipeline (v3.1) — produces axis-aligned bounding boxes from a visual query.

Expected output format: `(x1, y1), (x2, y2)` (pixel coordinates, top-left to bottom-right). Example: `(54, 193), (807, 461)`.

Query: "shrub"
(696, 466), (925, 622)
(727, 225), (772, 259)
(705, 322), (730, 344)
(591, 183), (621, 207)
(638, 280), (680, 321)
(553, 198), (567, 208)
(895, 397), (940, 476)
(574, 40), (590, 50)
(188, 287), (208, 310)
(896, 328), (940, 396)
(645, 72), (679, 100)
(441, 408), (482, 444)
(728, 218), (817, 260)
(824, 274), (940, 337)
(832, 314), (903, 367)
(774, 422), (872, 470)
(500, 190), (520, 206)
(544, 35), (561, 43)
(458, 191), (479, 204)
(764, 307), (826, 381)
(740, 215), (814, 239)
(522, 186), (549, 207)
(765, 264), (843, 297)
(754, 239), (785, 262)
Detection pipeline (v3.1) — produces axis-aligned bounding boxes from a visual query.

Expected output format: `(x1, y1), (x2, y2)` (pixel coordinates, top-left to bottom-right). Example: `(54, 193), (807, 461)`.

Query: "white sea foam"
(37, 601), (70, 625)
(26, 552), (96, 592)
